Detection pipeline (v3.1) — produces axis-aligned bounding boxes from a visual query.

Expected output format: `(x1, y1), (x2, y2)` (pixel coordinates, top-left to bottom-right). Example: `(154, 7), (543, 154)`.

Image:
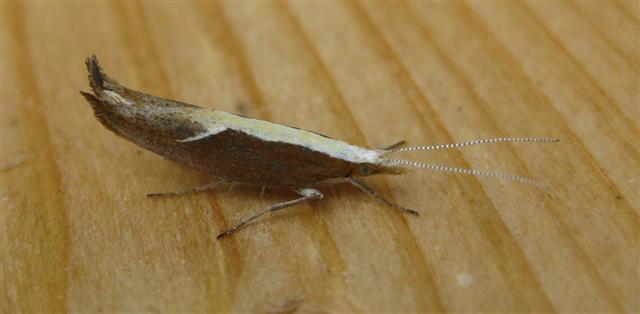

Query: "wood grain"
(1, 1), (638, 313)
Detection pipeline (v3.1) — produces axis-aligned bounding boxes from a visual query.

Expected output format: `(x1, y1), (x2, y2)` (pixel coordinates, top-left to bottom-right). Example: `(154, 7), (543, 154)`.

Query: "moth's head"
(350, 162), (406, 178)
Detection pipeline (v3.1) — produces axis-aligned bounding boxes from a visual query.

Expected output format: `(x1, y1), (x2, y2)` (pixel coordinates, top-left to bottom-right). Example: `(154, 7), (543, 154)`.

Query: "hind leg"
(147, 180), (227, 197)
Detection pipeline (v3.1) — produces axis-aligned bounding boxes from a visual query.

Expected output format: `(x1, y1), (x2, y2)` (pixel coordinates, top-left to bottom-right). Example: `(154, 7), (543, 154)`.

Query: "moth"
(80, 56), (557, 239)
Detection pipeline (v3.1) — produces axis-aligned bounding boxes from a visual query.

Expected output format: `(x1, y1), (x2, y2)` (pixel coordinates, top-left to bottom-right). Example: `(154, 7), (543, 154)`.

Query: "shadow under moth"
(80, 55), (557, 239)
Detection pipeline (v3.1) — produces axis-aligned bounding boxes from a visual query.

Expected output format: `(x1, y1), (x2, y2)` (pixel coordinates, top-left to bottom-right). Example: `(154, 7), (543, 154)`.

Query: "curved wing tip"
(85, 54), (106, 93)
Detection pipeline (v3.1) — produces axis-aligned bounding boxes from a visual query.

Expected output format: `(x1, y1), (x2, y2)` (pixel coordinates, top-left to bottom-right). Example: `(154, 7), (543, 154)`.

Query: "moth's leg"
(147, 180), (227, 198)
(382, 140), (406, 150)
(217, 188), (323, 239)
(347, 177), (419, 216)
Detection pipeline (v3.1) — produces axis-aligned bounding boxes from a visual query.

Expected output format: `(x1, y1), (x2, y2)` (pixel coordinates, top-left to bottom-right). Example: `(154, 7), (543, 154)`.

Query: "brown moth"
(81, 56), (557, 239)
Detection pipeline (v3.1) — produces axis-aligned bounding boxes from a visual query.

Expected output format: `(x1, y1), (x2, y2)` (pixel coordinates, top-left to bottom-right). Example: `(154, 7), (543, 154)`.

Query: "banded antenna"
(383, 159), (547, 190)
(384, 137), (559, 154)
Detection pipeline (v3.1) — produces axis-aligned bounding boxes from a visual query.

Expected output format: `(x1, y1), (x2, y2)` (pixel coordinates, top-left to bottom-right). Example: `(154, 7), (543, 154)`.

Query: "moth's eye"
(358, 165), (373, 176)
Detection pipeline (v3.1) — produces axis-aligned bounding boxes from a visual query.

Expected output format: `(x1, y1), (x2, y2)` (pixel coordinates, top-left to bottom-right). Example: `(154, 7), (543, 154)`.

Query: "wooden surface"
(1, 1), (638, 313)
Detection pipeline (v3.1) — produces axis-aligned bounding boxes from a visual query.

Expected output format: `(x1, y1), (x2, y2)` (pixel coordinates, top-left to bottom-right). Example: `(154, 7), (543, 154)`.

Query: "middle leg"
(216, 187), (323, 239)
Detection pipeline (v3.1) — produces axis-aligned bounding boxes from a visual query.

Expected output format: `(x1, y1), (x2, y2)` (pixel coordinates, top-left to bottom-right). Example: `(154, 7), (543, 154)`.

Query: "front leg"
(347, 177), (419, 216)
(381, 140), (406, 150)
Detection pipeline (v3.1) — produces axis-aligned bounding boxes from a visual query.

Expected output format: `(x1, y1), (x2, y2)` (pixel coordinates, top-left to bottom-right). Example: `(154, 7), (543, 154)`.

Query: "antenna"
(385, 137), (559, 154)
(384, 159), (546, 189)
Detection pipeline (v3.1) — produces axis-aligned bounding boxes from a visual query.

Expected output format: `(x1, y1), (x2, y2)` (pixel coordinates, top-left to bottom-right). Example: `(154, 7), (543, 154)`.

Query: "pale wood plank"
(618, 0), (640, 22)
(2, 4), (70, 313)
(2, 2), (638, 313)
(525, 1), (639, 130)
(573, 1), (640, 72)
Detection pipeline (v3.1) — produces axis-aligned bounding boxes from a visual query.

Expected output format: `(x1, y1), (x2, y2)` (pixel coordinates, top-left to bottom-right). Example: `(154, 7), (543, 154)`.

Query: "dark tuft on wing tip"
(80, 90), (105, 113)
(79, 90), (118, 134)
(85, 55), (105, 94)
